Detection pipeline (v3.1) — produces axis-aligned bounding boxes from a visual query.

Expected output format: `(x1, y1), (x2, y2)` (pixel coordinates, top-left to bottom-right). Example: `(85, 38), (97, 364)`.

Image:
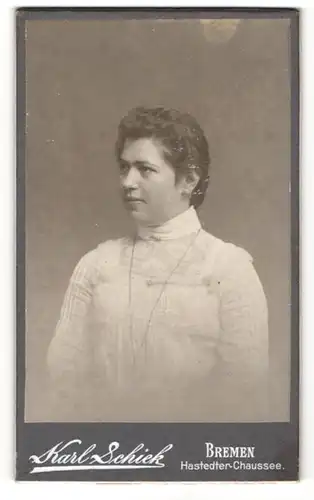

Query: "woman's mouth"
(124, 197), (145, 203)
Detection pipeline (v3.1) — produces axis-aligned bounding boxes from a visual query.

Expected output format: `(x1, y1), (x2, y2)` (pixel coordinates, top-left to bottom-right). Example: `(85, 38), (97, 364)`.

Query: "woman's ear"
(181, 167), (200, 197)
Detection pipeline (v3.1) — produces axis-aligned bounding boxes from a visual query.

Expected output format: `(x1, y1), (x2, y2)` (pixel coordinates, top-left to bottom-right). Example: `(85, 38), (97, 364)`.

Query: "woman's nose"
(121, 166), (139, 189)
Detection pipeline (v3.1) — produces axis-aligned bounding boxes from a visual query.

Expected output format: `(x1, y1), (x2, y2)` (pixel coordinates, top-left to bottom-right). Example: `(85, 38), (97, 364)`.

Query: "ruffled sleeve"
(208, 243), (269, 421)
(47, 248), (99, 420)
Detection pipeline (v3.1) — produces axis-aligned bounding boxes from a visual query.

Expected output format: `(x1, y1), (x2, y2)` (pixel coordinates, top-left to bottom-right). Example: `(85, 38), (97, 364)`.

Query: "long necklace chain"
(128, 228), (201, 362)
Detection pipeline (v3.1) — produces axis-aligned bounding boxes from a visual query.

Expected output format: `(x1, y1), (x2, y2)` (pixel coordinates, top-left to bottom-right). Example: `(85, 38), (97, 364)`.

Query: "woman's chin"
(128, 209), (151, 224)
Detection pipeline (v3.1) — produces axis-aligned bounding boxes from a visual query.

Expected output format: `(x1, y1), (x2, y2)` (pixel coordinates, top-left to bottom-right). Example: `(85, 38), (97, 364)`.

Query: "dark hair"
(115, 106), (210, 209)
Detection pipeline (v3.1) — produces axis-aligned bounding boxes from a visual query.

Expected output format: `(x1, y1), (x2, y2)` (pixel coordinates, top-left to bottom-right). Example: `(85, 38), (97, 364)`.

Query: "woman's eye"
(119, 163), (130, 174)
(139, 166), (154, 174)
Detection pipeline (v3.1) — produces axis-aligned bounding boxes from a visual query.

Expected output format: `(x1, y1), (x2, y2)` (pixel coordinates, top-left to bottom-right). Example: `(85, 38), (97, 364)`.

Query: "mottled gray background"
(24, 18), (291, 421)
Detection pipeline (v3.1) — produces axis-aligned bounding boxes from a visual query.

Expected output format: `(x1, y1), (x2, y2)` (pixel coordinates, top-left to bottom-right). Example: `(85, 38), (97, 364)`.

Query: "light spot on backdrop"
(200, 19), (241, 44)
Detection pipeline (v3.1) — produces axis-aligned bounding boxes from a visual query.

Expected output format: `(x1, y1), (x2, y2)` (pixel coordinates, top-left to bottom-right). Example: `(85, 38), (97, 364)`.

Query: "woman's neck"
(136, 206), (202, 241)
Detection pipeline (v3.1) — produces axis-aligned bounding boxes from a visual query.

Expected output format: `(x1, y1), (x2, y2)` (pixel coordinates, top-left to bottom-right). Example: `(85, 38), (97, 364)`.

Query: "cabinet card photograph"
(16, 8), (299, 482)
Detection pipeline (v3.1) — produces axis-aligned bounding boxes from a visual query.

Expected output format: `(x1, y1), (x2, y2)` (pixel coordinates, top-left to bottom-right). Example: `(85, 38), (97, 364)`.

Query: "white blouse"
(47, 207), (269, 422)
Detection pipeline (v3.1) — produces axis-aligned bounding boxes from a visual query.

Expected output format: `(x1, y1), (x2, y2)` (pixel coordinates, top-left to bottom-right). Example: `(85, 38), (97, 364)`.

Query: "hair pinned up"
(115, 106), (210, 208)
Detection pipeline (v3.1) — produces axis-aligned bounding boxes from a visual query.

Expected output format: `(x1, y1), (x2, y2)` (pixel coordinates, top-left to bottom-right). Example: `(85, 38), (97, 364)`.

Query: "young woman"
(47, 106), (269, 422)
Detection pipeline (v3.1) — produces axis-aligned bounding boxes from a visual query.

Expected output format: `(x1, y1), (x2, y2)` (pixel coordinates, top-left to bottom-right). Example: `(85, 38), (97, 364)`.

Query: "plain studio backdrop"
(24, 17), (291, 422)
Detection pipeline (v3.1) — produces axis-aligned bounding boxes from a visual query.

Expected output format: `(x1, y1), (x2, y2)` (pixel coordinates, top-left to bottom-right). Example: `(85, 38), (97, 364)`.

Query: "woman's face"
(119, 137), (190, 226)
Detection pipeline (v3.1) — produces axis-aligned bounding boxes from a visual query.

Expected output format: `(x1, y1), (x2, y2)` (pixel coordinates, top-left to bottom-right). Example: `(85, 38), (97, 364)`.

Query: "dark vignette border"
(15, 7), (300, 482)
(16, 7), (26, 475)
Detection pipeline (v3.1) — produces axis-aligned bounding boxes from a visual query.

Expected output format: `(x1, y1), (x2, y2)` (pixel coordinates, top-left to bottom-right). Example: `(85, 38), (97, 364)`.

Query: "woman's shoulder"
(95, 237), (128, 254)
(199, 229), (254, 276)
(75, 237), (129, 271)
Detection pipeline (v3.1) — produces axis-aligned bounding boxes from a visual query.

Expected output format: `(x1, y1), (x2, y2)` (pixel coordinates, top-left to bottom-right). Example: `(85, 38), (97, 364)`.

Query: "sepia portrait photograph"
(16, 8), (299, 482)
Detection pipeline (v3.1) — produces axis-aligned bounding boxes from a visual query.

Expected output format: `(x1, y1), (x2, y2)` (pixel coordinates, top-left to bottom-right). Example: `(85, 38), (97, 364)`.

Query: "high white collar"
(137, 207), (202, 241)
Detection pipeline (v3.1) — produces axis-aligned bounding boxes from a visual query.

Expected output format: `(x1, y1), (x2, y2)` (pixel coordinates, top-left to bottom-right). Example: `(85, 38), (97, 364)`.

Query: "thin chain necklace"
(128, 228), (201, 363)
